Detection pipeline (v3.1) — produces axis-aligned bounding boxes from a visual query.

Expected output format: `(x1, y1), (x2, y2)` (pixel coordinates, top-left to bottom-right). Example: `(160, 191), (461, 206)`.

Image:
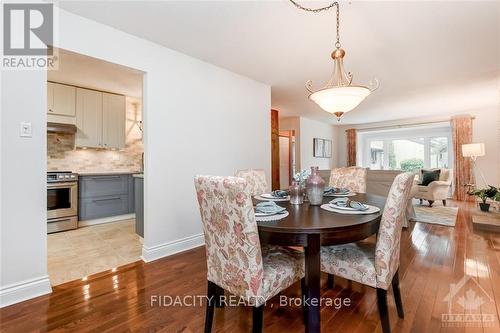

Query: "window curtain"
(346, 129), (357, 167)
(451, 115), (474, 201)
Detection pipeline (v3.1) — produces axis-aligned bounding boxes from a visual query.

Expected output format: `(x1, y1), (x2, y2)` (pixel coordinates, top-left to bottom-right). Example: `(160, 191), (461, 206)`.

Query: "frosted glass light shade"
(309, 86), (371, 114)
(462, 143), (485, 157)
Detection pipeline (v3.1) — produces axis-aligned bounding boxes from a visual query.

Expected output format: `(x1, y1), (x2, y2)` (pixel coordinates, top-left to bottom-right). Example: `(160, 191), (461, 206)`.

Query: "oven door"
(47, 182), (78, 219)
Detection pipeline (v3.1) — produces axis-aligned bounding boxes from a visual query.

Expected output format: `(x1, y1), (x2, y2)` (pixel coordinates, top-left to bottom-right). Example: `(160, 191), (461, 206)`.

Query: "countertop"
(77, 171), (142, 176)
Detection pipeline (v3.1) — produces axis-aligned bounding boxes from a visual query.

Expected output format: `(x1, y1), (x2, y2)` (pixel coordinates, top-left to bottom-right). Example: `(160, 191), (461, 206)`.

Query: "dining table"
(255, 193), (386, 333)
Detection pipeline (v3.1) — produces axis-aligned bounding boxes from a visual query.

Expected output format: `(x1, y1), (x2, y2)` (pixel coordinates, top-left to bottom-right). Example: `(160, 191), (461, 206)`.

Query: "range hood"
(47, 122), (77, 134)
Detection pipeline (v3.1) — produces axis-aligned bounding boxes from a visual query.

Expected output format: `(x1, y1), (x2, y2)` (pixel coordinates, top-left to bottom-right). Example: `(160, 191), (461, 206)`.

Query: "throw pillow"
(420, 169), (441, 186)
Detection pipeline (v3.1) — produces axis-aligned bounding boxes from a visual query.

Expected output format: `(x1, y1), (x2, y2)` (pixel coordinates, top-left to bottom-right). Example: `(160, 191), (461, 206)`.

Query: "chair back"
(194, 175), (264, 301)
(329, 167), (368, 193)
(375, 172), (414, 289)
(235, 169), (269, 196)
(419, 168), (452, 183)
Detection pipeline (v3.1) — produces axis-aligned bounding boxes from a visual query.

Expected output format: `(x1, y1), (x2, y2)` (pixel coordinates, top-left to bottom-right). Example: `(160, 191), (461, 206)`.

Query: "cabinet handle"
(93, 197), (121, 203)
(49, 108), (54, 112)
(91, 176), (121, 180)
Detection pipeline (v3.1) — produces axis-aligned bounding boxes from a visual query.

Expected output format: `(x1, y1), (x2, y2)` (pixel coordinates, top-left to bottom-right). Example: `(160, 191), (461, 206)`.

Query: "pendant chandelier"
(290, 0), (379, 121)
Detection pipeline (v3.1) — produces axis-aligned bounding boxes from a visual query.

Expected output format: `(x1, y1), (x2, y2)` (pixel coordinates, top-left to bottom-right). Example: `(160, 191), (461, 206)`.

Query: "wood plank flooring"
(1, 200), (500, 332)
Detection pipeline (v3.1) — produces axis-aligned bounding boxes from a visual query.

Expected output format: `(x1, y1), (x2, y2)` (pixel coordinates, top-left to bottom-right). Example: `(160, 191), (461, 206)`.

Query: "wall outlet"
(20, 122), (32, 137)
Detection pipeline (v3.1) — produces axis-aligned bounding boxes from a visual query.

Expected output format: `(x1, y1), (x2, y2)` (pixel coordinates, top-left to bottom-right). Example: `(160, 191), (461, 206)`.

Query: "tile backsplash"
(47, 97), (143, 173)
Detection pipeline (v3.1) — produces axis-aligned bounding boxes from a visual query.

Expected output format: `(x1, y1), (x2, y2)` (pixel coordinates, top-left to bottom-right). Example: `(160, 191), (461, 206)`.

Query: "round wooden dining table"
(256, 193), (386, 333)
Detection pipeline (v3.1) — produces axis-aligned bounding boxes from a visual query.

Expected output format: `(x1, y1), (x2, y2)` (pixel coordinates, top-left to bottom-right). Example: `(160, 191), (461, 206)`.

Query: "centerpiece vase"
(289, 180), (304, 205)
(306, 166), (325, 205)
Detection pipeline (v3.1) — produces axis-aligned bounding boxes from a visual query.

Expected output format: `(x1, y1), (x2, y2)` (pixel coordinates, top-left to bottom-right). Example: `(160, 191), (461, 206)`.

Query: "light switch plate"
(20, 122), (32, 137)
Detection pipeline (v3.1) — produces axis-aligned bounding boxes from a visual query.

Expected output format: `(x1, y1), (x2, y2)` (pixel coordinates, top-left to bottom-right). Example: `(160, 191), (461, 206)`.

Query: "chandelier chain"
(288, 0), (341, 48)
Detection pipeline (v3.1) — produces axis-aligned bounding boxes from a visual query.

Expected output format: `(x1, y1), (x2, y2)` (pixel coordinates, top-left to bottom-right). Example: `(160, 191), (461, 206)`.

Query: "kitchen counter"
(77, 171), (141, 176)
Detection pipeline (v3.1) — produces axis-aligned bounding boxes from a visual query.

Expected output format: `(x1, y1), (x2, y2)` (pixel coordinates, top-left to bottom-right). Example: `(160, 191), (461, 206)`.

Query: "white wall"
(280, 116), (339, 171)
(337, 106), (500, 186)
(0, 5), (270, 306)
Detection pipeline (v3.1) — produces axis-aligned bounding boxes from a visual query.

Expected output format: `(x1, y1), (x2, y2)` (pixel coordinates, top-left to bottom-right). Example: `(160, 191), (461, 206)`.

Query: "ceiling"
(58, 1), (499, 124)
(48, 49), (143, 97)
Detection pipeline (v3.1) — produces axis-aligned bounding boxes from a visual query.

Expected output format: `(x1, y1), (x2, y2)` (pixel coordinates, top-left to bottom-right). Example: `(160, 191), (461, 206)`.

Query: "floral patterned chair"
(321, 172), (414, 333)
(329, 166), (368, 193)
(235, 169), (269, 196)
(194, 175), (305, 333)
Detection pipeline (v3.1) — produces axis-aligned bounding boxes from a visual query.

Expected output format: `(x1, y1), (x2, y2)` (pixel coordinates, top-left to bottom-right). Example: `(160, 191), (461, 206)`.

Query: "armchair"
(411, 168), (452, 207)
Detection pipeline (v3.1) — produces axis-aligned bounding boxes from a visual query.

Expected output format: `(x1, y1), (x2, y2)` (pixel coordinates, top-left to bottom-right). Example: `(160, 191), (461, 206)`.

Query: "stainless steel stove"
(47, 171), (79, 233)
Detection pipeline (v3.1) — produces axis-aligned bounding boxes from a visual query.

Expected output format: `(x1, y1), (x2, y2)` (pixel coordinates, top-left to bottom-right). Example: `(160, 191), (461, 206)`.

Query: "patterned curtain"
(346, 129), (357, 167)
(451, 115), (474, 201)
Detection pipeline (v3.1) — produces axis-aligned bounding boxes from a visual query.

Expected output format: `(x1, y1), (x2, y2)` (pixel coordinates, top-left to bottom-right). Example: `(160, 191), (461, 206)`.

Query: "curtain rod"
(352, 116), (476, 133)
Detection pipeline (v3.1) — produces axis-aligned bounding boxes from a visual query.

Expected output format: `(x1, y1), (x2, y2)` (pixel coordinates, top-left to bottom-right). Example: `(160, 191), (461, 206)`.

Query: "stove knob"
(58, 175), (64, 179)
(64, 175), (70, 179)
(70, 175), (76, 179)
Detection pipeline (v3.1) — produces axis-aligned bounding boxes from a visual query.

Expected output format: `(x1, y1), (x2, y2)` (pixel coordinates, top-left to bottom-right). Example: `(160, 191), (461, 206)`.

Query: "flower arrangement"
(293, 169), (311, 186)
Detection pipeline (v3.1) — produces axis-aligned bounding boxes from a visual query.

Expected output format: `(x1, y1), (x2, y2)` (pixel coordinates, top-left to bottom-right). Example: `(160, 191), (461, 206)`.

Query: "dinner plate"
(254, 210), (286, 217)
(324, 192), (356, 197)
(329, 204), (368, 211)
(254, 194), (290, 201)
(261, 193), (289, 199)
(321, 204), (380, 215)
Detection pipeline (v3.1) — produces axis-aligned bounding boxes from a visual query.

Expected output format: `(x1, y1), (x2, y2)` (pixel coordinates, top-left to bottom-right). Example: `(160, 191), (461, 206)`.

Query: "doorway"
(279, 130), (295, 189)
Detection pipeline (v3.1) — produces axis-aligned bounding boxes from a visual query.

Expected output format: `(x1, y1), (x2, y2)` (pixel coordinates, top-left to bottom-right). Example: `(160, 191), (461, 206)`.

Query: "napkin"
(324, 187), (350, 195)
(329, 197), (368, 211)
(271, 190), (289, 198)
(255, 201), (287, 215)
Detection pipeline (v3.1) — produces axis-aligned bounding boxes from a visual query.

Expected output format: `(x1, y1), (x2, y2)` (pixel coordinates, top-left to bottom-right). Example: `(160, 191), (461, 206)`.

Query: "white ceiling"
(48, 49), (143, 97)
(58, 1), (499, 124)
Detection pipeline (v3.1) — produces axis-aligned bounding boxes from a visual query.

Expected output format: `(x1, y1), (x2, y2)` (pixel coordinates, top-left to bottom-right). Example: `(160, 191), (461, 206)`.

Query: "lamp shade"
(309, 86), (371, 114)
(462, 143), (485, 157)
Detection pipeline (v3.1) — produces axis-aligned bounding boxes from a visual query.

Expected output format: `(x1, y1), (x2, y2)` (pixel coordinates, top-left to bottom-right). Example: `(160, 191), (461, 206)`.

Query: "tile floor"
(47, 219), (142, 286)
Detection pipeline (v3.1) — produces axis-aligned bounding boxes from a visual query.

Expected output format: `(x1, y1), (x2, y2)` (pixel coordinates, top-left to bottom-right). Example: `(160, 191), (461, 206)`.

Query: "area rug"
(410, 205), (459, 227)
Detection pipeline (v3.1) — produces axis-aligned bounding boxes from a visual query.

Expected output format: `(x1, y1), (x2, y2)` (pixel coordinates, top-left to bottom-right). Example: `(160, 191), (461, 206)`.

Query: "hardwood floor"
(1, 200), (500, 332)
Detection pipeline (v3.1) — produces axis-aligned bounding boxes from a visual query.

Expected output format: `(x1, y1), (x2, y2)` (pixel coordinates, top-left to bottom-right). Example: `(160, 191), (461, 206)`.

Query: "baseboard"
(141, 233), (204, 263)
(0, 276), (52, 308)
(78, 213), (136, 227)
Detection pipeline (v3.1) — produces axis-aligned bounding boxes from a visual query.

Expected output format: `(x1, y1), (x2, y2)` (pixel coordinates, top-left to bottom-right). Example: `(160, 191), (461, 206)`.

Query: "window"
(358, 125), (452, 172)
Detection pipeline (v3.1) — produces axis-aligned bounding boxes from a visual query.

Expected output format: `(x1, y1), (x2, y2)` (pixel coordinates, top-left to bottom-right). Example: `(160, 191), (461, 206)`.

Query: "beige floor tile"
(47, 219), (141, 286)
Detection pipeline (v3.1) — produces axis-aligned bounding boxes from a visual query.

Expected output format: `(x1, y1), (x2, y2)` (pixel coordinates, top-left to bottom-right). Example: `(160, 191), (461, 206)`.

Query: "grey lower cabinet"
(134, 176), (144, 237)
(79, 174), (134, 221)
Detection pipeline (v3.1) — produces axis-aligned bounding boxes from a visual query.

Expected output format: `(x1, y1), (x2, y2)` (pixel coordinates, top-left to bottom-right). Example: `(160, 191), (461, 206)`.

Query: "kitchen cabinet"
(47, 82), (76, 124)
(75, 88), (126, 149)
(79, 174), (134, 221)
(76, 88), (102, 148)
(133, 175), (144, 237)
(102, 93), (126, 149)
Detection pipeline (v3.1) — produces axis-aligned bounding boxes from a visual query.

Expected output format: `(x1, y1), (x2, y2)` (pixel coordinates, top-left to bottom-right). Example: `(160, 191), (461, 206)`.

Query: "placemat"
(255, 211), (289, 222)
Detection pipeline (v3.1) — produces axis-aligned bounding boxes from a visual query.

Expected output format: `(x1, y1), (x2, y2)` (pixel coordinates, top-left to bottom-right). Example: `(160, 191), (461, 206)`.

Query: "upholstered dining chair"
(235, 169), (269, 196)
(194, 175), (305, 333)
(321, 172), (414, 333)
(329, 166), (368, 193)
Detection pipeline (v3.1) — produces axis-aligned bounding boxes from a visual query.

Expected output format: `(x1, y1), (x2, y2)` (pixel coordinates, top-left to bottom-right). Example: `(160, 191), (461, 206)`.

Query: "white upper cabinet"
(76, 88), (103, 148)
(47, 82), (76, 116)
(47, 82), (76, 124)
(75, 87), (126, 149)
(102, 93), (126, 149)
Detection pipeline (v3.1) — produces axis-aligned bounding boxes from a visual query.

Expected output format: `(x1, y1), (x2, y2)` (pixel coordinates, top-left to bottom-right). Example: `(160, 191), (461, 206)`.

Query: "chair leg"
(215, 285), (225, 308)
(428, 200), (434, 207)
(252, 305), (264, 333)
(392, 270), (404, 319)
(327, 274), (334, 289)
(377, 288), (391, 333)
(301, 278), (308, 325)
(204, 281), (216, 333)
(442, 200), (446, 206)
